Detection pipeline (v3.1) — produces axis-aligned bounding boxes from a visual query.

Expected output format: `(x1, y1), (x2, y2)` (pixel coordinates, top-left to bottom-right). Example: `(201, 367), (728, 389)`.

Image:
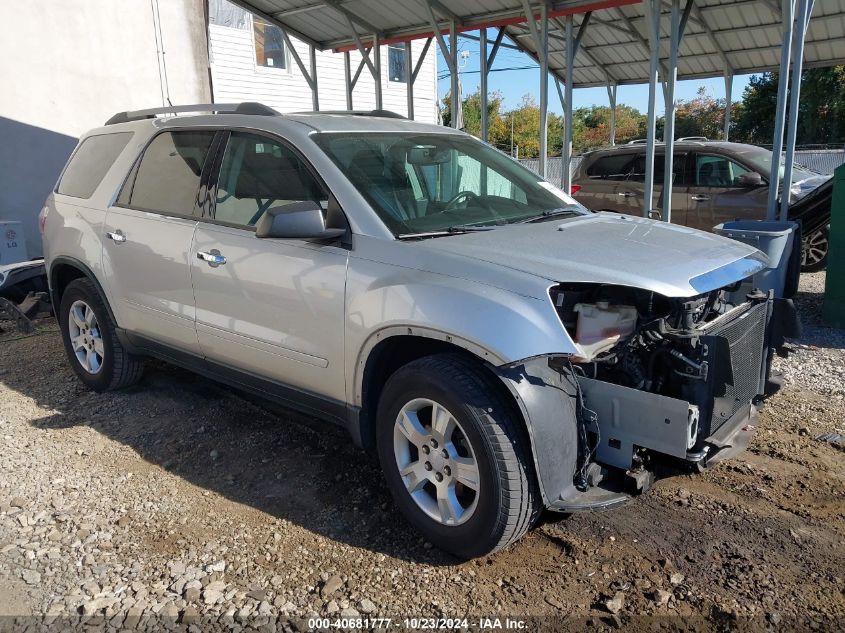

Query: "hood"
(415, 213), (766, 298)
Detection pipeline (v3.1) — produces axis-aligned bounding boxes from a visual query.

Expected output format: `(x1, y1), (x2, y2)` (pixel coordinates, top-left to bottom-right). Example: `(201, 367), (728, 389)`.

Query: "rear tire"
(59, 278), (144, 392)
(376, 353), (541, 559)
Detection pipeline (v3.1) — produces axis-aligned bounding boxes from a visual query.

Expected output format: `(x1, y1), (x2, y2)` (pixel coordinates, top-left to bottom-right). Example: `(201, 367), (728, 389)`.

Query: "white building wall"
(209, 21), (438, 123)
(0, 0), (211, 257)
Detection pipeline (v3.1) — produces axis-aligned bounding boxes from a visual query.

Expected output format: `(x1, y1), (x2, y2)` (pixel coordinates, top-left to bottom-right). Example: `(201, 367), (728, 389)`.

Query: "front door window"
(214, 132), (327, 228)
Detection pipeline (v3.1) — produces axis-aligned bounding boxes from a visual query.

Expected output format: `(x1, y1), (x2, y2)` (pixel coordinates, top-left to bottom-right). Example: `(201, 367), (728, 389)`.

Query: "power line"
(437, 65), (537, 81)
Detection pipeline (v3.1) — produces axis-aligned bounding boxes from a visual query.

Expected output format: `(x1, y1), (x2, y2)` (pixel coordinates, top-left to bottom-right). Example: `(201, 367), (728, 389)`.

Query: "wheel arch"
(354, 329), (509, 452)
(353, 329), (567, 506)
(49, 256), (119, 327)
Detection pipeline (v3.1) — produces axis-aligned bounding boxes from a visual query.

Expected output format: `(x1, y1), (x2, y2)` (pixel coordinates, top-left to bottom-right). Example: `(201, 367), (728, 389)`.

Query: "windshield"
(733, 146), (817, 183)
(313, 132), (588, 236)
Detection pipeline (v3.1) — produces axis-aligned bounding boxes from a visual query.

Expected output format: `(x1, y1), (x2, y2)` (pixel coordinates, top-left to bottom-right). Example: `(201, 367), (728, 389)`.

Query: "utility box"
(823, 164), (845, 327)
(713, 219), (799, 298)
(0, 221), (28, 265)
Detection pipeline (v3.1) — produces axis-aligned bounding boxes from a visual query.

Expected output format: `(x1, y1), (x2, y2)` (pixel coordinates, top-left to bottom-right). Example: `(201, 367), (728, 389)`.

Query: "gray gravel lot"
(1, 272), (843, 631)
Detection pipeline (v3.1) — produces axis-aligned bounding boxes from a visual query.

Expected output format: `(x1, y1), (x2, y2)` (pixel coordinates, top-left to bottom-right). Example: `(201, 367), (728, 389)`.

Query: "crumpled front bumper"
(495, 295), (800, 513)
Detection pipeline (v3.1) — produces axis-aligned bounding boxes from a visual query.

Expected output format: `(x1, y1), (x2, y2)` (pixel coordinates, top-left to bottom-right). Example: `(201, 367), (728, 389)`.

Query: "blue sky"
(435, 31), (753, 115)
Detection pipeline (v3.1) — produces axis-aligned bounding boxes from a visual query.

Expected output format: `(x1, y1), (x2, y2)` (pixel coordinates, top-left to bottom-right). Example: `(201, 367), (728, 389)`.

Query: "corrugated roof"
(231, 0), (845, 88)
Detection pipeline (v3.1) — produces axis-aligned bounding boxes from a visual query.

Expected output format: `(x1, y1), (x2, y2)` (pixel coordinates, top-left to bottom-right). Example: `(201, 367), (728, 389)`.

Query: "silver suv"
(42, 104), (797, 558)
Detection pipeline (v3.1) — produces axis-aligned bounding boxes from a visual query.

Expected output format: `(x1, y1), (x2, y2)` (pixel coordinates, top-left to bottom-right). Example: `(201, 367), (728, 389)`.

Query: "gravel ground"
(1, 272), (843, 632)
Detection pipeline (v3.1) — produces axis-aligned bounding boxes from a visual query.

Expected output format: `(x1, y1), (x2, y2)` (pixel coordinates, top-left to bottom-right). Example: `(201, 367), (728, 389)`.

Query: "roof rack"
(104, 102), (278, 125)
(292, 109), (407, 119)
(626, 139), (648, 145)
(677, 136), (709, 141)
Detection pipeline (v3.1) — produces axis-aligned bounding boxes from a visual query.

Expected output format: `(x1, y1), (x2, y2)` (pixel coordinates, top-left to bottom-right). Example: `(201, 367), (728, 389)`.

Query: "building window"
(254, 19), (287, 69)
(388, 43), (406, 82)
(208, 0), (249, 30)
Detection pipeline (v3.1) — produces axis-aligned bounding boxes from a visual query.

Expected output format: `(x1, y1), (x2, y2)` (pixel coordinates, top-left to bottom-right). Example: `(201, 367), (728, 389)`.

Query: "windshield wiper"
(398, 225), (496, 239)
(514, 206), (582, 224)
(447, 224), (496, 232)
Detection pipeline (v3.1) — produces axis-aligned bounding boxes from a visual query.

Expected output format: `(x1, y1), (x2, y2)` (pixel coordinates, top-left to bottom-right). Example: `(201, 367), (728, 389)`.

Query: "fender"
(352, 325), (508, 409)
(48, 255), (120, 328)
(344, 255), (580, 408)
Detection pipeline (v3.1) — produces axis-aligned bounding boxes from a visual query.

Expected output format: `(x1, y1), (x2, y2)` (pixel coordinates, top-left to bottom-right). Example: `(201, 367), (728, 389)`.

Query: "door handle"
(690, 195), (710, 201)
(106, 230), (126, 244)
(197, 249), (227, 267)
(617, 191), (636, 198)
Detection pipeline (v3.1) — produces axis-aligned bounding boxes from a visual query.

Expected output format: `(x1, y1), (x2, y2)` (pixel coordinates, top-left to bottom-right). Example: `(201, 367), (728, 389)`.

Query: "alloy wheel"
(393, 398), (480, 526)
(801, 227), (828, 269)
(67, 300), (104, 374)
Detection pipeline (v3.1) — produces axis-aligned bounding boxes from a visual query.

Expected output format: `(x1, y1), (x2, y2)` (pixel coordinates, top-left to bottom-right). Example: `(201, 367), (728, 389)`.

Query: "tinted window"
(585, 154), (635, 180)
(57, 132), (133, 199)
(388, 44), (406, 82)
(122, 131), (215, 216)
(254, 19), (286, 68)
(629, 153), (688, 185)
(694, 154), (751, 187)
(214, 132), (326, 228)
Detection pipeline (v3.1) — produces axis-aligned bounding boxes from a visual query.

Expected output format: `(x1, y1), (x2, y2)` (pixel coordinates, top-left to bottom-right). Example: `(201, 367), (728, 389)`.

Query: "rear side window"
(57, 132), (133, 199)
(585, 154), (635, 180)
(119, 131), (215, 216)
(629, 153), (688, 185)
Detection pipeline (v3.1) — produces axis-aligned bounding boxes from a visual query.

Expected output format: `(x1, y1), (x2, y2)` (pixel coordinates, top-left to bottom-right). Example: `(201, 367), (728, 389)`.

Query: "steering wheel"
(443, 190), (480, 211)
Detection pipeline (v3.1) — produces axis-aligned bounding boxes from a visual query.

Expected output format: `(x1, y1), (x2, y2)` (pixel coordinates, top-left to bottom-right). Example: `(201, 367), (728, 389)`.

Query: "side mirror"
(737, 172), (765, 187)
(255, 201), (346, 240)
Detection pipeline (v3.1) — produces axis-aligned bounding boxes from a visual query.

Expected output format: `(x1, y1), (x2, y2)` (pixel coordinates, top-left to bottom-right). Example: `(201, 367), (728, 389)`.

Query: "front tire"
(59, 278), (144, 392)
(376, 353), (541, 558)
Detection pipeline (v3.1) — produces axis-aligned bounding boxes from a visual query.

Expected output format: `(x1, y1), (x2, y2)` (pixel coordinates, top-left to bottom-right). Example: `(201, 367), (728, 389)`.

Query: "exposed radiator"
(702, 301), (768, 433)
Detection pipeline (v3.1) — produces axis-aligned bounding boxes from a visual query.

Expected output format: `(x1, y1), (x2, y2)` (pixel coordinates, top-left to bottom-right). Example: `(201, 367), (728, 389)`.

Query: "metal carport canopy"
(229, 0), (845, 222)
(229, 0), (845, 86)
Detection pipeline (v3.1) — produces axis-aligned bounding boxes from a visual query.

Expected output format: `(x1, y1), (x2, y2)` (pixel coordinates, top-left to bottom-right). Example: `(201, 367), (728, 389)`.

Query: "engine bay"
(548, 281), (774, 492)
(551, 281), (758, 399)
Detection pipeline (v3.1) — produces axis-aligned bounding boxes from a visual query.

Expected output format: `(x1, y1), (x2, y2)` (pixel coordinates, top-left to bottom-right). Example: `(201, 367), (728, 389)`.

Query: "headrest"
(234, 151), (317, 200)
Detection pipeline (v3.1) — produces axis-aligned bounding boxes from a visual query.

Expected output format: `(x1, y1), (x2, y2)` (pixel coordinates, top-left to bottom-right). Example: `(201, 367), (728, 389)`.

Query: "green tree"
(732, 67), (845, 145)
(572, 104), (646, 151)
(665, 87), (728, 140)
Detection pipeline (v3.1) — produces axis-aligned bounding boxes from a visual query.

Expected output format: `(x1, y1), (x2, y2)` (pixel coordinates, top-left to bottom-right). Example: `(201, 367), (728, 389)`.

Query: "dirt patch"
(1, 273), (843, 630)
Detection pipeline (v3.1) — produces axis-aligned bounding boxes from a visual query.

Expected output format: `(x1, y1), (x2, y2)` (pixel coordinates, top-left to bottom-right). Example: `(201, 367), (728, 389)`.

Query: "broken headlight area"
(548, 282), (779, 497)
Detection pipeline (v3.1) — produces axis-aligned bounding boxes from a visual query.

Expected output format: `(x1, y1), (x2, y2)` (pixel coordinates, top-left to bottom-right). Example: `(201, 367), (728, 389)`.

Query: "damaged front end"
(497, 273), (800, 512)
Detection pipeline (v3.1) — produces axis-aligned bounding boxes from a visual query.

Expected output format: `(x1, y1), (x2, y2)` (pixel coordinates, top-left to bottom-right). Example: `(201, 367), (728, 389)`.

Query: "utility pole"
(511, 114), (515, 157)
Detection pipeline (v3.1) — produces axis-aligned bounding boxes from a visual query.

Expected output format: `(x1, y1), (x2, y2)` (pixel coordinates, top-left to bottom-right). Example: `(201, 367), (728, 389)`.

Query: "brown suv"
(572, 140), (830, 270)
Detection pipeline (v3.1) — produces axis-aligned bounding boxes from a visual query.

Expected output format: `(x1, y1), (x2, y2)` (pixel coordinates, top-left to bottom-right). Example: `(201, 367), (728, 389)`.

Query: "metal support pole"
(780, 0), (814, 221)
(309, 45), (319, 111)
(520, 0), (550, 177)
(662, 0), (681, 223)
(405, 41), (414, 119)
(450, 21), (459, 129)
(344, 51), (353, 110)
(480, 28), (488, 141)
(606, 81), (617, 146)
(374, 34), (383, 111)
(723, 71), (733, 140)
(767, 0), (796, 219)
(643, 0), (662, 218)
(563, 16), (575, 192)
(539, 5), (549, 178)
(555, 78), (566, 189)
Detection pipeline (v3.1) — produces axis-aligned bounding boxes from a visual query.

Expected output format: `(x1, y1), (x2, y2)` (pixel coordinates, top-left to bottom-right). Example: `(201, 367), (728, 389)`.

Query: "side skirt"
(117, 329), (360, 438)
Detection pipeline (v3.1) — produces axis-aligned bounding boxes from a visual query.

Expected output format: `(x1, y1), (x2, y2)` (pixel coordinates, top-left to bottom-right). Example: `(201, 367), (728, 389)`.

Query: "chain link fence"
(519, 150), (845, 182)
